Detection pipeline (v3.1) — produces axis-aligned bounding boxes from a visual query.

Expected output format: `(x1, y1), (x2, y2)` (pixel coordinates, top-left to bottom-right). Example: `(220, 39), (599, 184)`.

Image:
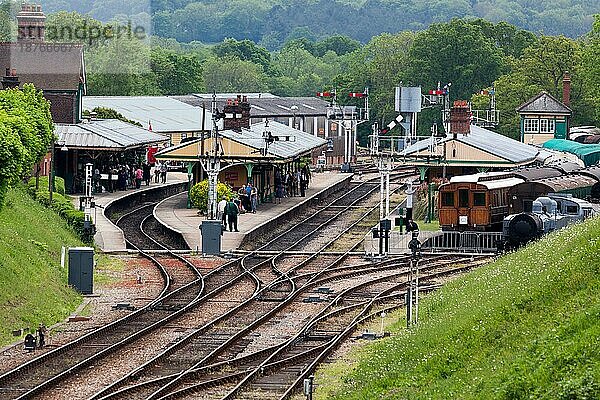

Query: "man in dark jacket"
(225, 198), (239, 232)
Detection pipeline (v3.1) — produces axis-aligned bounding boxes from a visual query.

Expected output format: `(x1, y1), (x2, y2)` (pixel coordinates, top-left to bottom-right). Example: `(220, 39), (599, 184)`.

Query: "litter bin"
(200, 220), (223, 255)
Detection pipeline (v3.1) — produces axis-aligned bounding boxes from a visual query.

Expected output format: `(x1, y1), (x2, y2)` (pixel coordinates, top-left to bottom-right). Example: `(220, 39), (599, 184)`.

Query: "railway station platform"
(155, 171), (352, 252)
(71, 173), (188, 253)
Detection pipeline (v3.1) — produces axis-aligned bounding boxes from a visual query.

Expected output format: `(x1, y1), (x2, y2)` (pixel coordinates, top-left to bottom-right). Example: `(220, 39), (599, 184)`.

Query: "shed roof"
(55, 119), (168, 150)
(173, 94), (330, 117)
(516, 91), (571, 115)
(402, 125), (539, 165)
(82, 96), (212, 133)
(542, 139), (600, 167)
(0, 42), (84, 91)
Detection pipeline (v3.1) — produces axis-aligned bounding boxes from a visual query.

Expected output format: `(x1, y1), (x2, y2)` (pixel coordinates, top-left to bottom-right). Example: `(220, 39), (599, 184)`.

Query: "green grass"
(320, 217), (600, 399)
(0, 186), (83, 345)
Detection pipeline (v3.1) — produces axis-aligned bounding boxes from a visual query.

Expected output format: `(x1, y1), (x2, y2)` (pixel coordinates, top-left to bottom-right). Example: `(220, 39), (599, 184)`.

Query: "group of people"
(274, 166), (311, 203)
(217, 182), (259, 232)
(90, 162), (168, 193)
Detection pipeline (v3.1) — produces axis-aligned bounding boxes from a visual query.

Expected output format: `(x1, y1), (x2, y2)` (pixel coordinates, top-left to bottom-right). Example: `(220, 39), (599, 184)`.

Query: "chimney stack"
(562, 71), (571, 107)
(17, 3), (46, 42)
(2, 68), (20, 89)
(449, 100), (472, 138)
(223, 95), (251, 132)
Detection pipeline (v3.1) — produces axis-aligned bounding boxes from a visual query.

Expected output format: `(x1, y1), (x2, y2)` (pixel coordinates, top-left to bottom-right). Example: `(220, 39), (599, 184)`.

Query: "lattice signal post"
(317, 88), (370, 167)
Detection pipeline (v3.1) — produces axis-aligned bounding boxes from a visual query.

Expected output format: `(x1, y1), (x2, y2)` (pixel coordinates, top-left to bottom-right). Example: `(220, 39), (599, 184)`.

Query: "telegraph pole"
(204, 93), (220, 220)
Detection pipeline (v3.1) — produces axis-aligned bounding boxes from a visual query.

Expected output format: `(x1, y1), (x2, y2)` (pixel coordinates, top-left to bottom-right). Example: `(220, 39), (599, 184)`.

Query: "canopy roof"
(55, 119), (168, 151)
(402, 125), (539, 167)
(155, 121), (326, 162)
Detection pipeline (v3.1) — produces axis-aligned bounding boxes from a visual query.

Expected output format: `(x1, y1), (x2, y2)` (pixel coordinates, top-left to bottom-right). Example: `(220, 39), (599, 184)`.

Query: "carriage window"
(566, 205), (578, 214)
(459, 189), (469, 207)
(441, 192), (454, 206)
(473, 192), (486, 206)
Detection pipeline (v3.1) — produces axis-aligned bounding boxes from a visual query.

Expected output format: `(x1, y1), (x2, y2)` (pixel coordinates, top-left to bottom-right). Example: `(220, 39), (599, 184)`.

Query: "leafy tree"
(581, 15), (600, 123)
(202, 56), (269, 93)
(150, 47), (204, 94)
(212, 38), (271, 71)
(314, 34), (361, 57)
(83, 107), (143, 127)
(0, 84), (54, 208)
(86, 36), (161, 95)
(408, 19), (504, 101)
(189, 180), (233, 212)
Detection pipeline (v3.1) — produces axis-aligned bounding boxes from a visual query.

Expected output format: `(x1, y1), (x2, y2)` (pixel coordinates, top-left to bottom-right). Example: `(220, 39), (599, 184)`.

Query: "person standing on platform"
(160, 163), (167, 183)
(154, 162), (161, 183)
(250, 184), (257, 213)
(218, 198), (227, 227)
(225, 198), (239, 232)
(143, 163), (151, 186)
(135, 166), (143, 189)
(274, 170), (283, 204)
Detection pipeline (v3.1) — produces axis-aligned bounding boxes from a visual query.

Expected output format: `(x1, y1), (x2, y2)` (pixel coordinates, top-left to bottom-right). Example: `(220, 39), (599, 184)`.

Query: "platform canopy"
(400, 125), (540, 168)
(155, 121), (327, 163)
(55, 119), (168, 151)
(542, 139), (600, 167)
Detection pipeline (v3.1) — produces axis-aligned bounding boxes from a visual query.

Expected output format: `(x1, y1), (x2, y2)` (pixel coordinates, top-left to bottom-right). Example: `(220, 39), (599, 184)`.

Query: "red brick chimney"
(17, 3), (46, 42)
(449, 100), (472, 138)
(1, 68), (20, 89)
(223, 95), (251, 132)
(562, 71), (571, 107)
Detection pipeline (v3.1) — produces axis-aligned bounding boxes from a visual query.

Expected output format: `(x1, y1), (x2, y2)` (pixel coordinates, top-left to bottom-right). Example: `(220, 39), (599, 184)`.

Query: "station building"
(154, 96), (327, 202)
(399, 123), (542, 181)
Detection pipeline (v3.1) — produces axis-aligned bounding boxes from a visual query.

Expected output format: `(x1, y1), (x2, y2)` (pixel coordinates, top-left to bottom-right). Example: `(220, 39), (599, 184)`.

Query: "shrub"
(28, 185), (87, 241)
(189, 180), (234, 212)
(27, 175), (65, 196)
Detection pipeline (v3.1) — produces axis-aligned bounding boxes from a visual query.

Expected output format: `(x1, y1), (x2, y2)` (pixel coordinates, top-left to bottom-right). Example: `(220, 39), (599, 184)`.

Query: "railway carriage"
(438, 173), (524, 231)
(508, 174), (597, 213)
(573, 166), (600, 200)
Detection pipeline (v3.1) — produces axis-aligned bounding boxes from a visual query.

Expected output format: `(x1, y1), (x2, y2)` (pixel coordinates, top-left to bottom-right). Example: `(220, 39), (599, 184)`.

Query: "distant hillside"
(318, 217), (600, 399)
(0, 187), (82, 346)
(38, 0), (596, 46)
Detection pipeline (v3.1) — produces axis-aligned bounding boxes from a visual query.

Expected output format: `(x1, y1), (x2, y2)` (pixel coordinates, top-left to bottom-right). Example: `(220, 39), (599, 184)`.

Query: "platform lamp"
(49, 140), (68, 203)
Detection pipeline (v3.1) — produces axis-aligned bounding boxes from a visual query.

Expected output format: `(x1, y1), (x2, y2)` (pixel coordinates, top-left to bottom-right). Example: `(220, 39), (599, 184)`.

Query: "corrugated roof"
(82, 96), (212, 133)
(224, 121), (327, 159)
(55, 119), (168, 150)
(402, 125), (539, 164)
(156, 121), (326, 161)
(173, 94), (330, 117)
(516, 91), (571, 114)
(542, 139), (600, 167)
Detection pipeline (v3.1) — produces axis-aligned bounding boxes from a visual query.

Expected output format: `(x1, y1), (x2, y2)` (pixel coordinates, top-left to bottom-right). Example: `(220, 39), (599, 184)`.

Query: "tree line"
(3, 4), (600, 146)
(37, 0), (597, 47)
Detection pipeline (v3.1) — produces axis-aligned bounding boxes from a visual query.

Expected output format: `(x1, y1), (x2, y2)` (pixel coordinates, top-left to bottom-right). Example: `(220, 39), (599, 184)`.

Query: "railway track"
(2, 169), (442, 400)
(0, 204), (206, 399)
(88, 177), (403, 400)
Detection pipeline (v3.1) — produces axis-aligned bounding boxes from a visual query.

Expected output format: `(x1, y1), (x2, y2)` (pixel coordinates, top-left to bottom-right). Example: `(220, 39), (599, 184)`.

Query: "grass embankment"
(0, 186), (83, 346)
(319, 217), (600, 399)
